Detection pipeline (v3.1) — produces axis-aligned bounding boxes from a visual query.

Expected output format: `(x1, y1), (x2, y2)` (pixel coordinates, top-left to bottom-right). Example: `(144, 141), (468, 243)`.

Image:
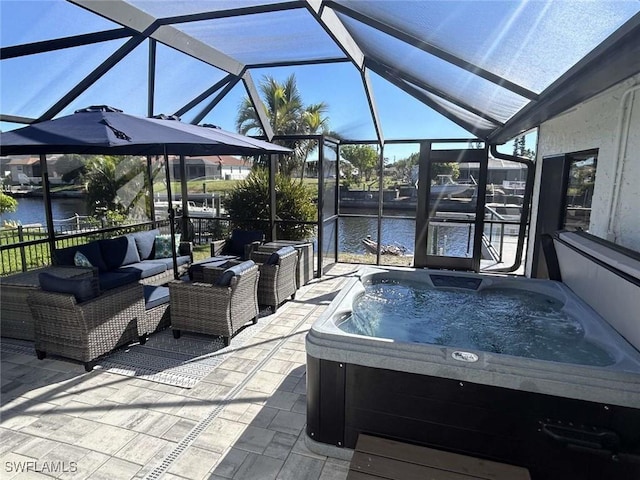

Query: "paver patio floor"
(1, 263), (360, 480)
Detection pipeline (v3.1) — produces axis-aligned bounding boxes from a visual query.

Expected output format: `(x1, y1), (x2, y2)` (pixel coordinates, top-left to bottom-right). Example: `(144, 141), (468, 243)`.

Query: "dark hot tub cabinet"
(305, 232), (640, 480)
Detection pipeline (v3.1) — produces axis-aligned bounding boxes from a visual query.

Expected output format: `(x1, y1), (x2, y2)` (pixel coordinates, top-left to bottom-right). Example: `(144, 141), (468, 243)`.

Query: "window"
(563, 149), (597, 232)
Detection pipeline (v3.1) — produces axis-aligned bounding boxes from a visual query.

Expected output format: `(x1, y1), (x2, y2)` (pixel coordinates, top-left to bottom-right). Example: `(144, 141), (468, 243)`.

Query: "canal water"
(0, 197), (88, 226)
(338, 216), (416, 255)
(2, 197), (471, 256)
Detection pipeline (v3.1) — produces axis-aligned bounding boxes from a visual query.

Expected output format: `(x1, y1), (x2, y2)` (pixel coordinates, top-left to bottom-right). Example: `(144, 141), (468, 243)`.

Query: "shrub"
(0, 192), (18, 214)
(223, 169), (316, 241)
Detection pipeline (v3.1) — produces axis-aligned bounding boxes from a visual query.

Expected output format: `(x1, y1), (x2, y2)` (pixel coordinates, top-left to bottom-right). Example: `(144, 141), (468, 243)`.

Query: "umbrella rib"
(102, 120), (132, 141)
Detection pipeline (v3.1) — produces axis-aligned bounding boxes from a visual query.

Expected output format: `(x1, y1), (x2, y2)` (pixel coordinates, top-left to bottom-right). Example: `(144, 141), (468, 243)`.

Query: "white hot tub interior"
(338, 272), (620, 367)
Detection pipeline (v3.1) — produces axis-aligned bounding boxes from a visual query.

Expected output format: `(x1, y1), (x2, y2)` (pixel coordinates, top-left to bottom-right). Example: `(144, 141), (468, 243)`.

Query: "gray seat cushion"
(188, 256), (239, 280)
(117, 261), (167, 279)
(229, 230), (264, 257)
(98, 270), (141, 290)
(54, 241), (108, 272)
(144, 285), (170, 310)
(99, 236), (141, 270)
(266, 246), (296, 265)
(145, 255), (191, 270)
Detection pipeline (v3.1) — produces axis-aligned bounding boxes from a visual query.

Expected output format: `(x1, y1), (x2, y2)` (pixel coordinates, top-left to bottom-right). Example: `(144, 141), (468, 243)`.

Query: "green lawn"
(192, 243), (212, 262)
(152, 177), (323, 196)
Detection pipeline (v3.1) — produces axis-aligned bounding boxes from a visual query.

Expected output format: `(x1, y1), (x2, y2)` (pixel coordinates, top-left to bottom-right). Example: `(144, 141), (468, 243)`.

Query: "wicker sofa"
(0, 266), (94, 341)
(1, 228), (189, 343)
(29, 279), (145, 371)
(168, 260), (259, 346)
(53, 228), (192, 290)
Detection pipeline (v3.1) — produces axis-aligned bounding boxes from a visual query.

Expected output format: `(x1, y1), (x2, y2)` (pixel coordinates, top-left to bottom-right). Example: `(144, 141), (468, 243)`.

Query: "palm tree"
(84, 155), (148, 220)
(236, 74), (329, 176)
(236, 75), (304, 136)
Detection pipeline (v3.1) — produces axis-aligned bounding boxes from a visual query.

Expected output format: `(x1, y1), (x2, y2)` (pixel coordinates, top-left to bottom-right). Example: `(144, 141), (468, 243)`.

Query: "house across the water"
(168, 155), (252, 181)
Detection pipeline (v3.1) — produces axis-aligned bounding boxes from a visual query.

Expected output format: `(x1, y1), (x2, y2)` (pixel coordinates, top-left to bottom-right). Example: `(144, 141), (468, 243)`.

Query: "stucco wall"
(527, 74), (640, 274)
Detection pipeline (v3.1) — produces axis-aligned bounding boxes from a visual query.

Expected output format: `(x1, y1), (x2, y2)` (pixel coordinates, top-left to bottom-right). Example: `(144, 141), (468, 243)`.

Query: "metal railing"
(0, 219), (171, 276)
(483, 204), (524, 266)
(52, 214), (97, 233)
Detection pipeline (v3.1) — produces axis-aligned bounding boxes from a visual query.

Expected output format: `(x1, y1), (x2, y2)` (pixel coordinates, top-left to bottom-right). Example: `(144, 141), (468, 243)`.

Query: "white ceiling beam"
(362, 70), (384, 146)
(304, 0), (364, 70)
(151, 25), (244, 76)
(306, 1), (383, 144)
(70, 0), (245, 76)
(365, 57), (504, 127)
(242, 72), (275, 141)
(326, 0), (538, 101)
(70, 0), (156, 32)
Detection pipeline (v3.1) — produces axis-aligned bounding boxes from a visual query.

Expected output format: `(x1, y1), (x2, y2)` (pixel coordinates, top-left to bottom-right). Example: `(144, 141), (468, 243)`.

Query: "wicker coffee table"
(188, 255), (239, 282)
(0, 266), (94, 341)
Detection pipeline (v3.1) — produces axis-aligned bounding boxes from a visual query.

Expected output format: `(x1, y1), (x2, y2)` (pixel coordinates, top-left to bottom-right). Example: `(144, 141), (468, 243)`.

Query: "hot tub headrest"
(552, 230), (640, 353)
(554, 231), (640, 282)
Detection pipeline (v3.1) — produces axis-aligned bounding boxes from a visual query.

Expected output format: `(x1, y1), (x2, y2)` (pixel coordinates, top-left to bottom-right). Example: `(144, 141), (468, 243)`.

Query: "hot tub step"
(347, 434), (531, 480)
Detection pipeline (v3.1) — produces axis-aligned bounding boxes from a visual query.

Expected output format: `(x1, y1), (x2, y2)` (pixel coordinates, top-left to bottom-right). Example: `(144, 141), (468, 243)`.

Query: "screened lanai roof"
(1, 0), (639, 144)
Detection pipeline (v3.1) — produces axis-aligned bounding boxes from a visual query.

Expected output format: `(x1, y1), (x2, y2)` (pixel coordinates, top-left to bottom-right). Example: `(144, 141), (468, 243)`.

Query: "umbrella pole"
(179, 155), (190, 241)
(147, 155), (156, 227)
(163, 147), (179, 280)
(40, 154), (57, 265)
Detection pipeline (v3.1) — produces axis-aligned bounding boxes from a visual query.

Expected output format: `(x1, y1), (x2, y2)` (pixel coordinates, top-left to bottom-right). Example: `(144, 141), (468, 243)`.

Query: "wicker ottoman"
(188, 255), (239, 282)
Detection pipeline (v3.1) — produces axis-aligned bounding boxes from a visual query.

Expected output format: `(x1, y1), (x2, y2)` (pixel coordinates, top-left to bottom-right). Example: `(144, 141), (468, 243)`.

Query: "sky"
(0, 0), (536, 161)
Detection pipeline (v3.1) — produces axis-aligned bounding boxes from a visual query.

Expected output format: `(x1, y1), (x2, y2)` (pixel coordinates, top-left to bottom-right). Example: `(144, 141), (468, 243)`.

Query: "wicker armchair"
(250, 247), (298, 312)
(168, 260), (260, 346)
(29, 282), (145, 371)
(211, 229), (264, 260)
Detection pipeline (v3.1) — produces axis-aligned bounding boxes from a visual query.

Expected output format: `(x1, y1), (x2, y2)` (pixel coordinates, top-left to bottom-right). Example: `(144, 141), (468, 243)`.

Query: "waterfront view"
(0, 196), (88, 226)
(1, 196), (421, 256)
(0, 131), (529, 275)
(2, 194), (512, 262)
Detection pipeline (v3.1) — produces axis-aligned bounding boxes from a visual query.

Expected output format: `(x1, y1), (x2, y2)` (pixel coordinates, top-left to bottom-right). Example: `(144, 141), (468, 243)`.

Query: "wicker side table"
(0, 266), (94, 341)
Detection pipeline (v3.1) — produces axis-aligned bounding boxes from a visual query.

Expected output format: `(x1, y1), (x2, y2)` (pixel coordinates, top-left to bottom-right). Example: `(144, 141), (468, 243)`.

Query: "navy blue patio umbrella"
(0, 106), (290, 277)
(0, 106), (290, 156)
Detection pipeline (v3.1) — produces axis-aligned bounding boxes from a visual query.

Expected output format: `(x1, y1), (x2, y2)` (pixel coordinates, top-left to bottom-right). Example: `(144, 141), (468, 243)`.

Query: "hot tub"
(306, 267), (640, 480)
